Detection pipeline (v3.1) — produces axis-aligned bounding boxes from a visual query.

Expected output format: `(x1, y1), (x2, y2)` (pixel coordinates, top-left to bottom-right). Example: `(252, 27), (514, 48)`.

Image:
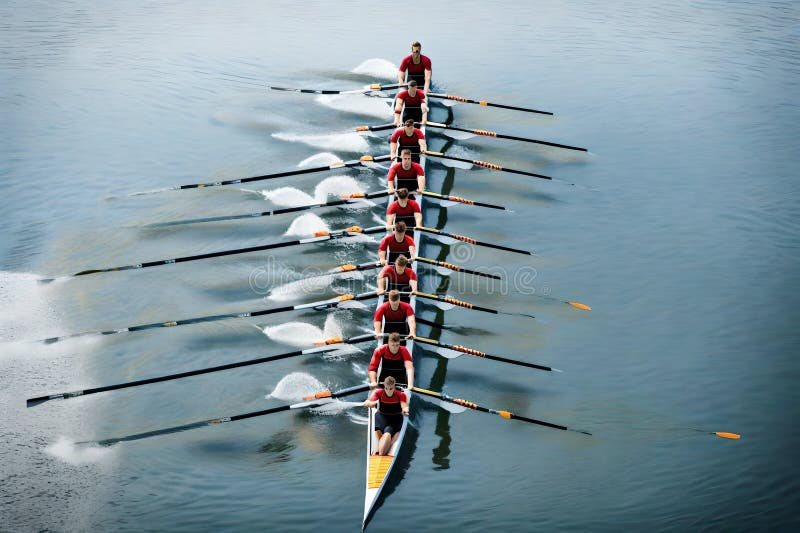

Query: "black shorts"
(375, 411), (404, 436)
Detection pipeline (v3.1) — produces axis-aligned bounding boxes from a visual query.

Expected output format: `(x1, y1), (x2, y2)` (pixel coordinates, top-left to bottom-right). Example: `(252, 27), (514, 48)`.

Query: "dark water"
(2, 1), (798, 531)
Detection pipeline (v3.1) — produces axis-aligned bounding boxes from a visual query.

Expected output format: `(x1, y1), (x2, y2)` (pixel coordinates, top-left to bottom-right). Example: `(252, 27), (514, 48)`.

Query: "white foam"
(44, 436), (113, 465)
(352, 59), (397, 80)
(267, 275), (332, 302)
(267, 372), (326, 401)
(313, 176), (363, 203)
(261, 186), (315, 207)
(272, 131), (370, 153)
(284, 213), (329, 237)
(315, 94), (394, 119)
(262, 321), (326, 346)
(297, 152), (342, 167)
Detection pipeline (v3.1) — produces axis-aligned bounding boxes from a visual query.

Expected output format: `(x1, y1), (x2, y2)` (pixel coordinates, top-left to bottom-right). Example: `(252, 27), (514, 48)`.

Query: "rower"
(387, 149), (425, 199)
(373, 289), (416, 339)
(390, 118), (427, 163)
(377, 254), (418, 296)
(378, 220), (416, 266)
(363, 375), (409, 456)
(386, 188), (422, 231)
(393, 80), (428, 127)
(368, 332), (414, 389)
(398, 41), (432, 95)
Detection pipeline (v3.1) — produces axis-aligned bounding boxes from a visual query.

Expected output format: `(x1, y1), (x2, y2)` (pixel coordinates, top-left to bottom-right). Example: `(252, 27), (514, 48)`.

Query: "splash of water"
(352, 59), (397, 80)
(267, 372), (326, 401)
(272, 131), (370, 153)
(284, 213), (329, 237)
(315, 94), (394, 119)
(262, 186), (315, 206)
(312, 176), (363, 202)
(44, 436), (114, 465)
(297, 152), (343, 167)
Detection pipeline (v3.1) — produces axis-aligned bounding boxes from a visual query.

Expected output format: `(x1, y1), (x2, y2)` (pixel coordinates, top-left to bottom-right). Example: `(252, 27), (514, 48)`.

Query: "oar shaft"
(87, 384), (371, 446)
(420, 190), (505, 210)
(427, 93), (553, 116)
(424, 151), (552, 181)
(417, 227), (533, 256)
(415, 256), (501, 279)
(72, 226), (385, 278)
(425, 122), (586, 152)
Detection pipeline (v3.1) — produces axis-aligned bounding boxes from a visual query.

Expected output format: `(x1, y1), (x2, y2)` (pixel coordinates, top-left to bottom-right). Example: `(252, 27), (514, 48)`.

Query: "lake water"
(2, 1), (798, 531)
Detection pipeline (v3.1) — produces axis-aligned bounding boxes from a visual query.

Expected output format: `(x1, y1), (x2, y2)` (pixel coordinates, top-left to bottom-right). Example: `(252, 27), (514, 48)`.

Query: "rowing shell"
(362, 93), (436, 529)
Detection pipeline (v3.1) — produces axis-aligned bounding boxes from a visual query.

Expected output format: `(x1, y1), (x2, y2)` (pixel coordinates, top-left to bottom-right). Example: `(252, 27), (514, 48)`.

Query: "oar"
(37, 292), (379, 345)
(125, 155), (390, 196)
(691, 429), (741, 440)
(427, 93), (553, 116)
(412, 336), (559, 372)
(356, 122), (587, 152)
(28, 334), (375, 407)
(414, 256), (501, 280)
(419, 190), (507, 211)
(269, 83), (404, 95)
(146, 191), (389, 228)
(411, 387), (591, 435)
(424, 151), (553, 181)
(409, 291), (536, 319)
(415, 226), (534, 256)
(528, 293), (591, 311)
(39, 225), (386, 283)
(79, 384), (372, 447)
(425, 122), (587, 152)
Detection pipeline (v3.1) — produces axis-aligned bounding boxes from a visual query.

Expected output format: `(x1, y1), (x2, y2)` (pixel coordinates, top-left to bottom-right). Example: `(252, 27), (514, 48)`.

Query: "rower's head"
(400, 148), (412, 167)
(403, 118), (415, 133)
(383, 375), (397, 392)
(387, 332), (401, 351)
(388, 289), (401, 303)
(395, 255), (408, 271)
(393, 220), (407, 236)
(407, 80), (418, 94)
(396, 188), (409, 204)
(411, 41), (422, 55)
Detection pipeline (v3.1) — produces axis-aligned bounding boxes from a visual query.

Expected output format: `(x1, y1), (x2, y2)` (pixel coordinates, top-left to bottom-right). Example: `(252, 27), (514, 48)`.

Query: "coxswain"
(390, 118), (427, 163)
(393, 80), (428, 127)
(368, 332), (414, 389)
(377, 254), (418, 295)
(373, 289), (416, 338)
(386, 188), (422, 231)
(378, 220), (416, 266)
(363, 375), (409, 456)
(398, 41), (432, 95)
(387, 149), (425, 197)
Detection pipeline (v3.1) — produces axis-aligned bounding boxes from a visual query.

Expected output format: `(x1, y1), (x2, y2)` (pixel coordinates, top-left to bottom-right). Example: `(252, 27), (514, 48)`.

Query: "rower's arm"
(417, 175), (426, 193)
(404, 361), (414, 391)
(373, 319), (383, 337)
(368, 370), (378, 388)
(400, 398), (410, 415)
(419, 137), (428, 153)
(386, 212), (395, 230)
(421, 101), (428, 126)
(408, 245), (416, 262)
(376, 275), (386, 295)
(378, 249), (388, 265)
(393, 99), (403, 126)
(407, 315), (416, 337)
(364, 399), (378, 408)
(409, 278), (418, 293)
(414, 212), (423, 228)
(424, 69), (431, 96)
(389, 141), (398, 162)
(398, 68), (405, 86)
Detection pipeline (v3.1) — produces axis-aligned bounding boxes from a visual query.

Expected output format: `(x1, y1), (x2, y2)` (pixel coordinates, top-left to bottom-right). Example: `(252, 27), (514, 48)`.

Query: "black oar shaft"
(424, 151), (552, 181)
(72, 226), (384, 278)
(417, 227), (533, 256)
(427, 93), (553, 115)
(87, 384), (371, 446)
(415, 256), (501, 280)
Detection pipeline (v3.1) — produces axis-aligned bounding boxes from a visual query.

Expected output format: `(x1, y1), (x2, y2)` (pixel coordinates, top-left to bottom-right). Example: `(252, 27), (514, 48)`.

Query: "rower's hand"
(369, 381), (378, 389)
(376, 288), (385, 296)
(402, 408), (410, 416)
(405, 334), (416, 341)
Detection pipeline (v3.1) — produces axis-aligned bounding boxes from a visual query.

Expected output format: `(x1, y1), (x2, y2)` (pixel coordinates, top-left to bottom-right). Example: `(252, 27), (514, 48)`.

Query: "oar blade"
(568, 301), (592, 311)
(714, 431), (741, 440)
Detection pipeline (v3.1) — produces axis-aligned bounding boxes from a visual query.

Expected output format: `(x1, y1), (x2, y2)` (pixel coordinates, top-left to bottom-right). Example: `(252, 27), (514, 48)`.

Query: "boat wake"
(261, 176), (364, 206)
(315, 94), (393, 119)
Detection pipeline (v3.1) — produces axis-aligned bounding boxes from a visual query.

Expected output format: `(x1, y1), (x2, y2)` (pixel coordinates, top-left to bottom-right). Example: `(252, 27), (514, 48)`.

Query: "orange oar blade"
(715, 431), (741, 440)
(568, 301), (592, 311)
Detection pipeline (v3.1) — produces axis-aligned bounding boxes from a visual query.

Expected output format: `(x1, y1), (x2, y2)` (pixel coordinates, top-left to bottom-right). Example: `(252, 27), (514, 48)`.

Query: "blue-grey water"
(2, 1), (798, 531)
